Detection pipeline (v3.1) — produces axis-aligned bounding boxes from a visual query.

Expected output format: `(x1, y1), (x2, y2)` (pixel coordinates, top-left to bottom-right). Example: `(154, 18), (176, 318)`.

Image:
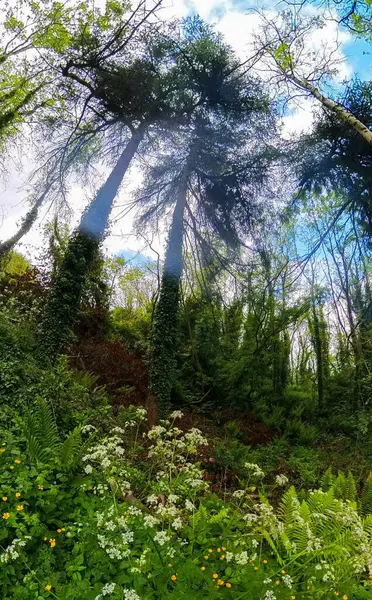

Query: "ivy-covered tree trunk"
(308, 299), (329, 409)
(149, 174), (188, 419)
(39, 128), (144, 364)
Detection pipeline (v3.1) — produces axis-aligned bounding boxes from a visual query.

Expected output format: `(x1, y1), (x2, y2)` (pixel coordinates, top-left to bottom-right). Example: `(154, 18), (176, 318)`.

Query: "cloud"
(0, 0), (356, 262)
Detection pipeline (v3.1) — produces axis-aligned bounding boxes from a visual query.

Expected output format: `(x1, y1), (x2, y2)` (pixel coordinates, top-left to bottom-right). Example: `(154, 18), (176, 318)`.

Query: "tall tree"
(136, 79), (277, 415)
(297, 80), (372, 237)
(254, 8), (372, 145)
(39, 17), (268, 363)
(0, 0), (164, 254)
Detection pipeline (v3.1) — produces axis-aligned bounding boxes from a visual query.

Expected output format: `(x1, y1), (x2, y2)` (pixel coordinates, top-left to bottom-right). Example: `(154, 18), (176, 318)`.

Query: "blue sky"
(343, 36), (371, 80)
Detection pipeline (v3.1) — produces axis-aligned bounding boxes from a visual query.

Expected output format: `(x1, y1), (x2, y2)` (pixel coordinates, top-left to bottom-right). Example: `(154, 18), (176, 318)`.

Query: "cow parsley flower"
(154, 531), (170, 546)
(275, 474), (289, 486)
(123, 589), (140, 600)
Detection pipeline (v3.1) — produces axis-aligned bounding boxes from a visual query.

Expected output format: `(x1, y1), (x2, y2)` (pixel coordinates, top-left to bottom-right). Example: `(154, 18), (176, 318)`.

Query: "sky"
(0, 0), (370, 265)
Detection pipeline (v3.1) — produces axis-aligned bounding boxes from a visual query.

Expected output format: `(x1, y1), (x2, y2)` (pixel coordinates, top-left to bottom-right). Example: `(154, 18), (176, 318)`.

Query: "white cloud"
(0, 0), (356, 261)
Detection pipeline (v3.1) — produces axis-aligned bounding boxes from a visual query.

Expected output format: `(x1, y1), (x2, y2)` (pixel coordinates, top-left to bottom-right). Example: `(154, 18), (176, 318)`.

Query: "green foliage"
(38, 232), (99, 363)
(1, 410), (372, 599)
(150, 274), (182, 418)
(21, 397), (84, 471)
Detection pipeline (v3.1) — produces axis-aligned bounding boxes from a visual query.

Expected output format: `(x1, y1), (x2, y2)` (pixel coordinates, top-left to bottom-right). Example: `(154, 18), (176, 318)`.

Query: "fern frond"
(22, 398), (61, 463)
(59, 427), (83, 472)
(320, 468), (334, 490)
(360, 472), (372, 516)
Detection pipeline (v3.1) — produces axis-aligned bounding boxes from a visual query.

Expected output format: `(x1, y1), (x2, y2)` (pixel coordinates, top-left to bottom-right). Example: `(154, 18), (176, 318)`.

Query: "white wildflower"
(275, 474), (289, 486)
(146, 495), (158, 506)
(170, 410), (184, 419)
(81, 424), (97, 434)
(154, 531), (170, 546)
(245, 463), (265, 478)
(233, 489), (245, 499)
(235, 551), (249, 565)
(172, 517), (183, 530)
(168, 494), (179, 504)
(123, 589), (140, 600)
(143, 515), (159, 528)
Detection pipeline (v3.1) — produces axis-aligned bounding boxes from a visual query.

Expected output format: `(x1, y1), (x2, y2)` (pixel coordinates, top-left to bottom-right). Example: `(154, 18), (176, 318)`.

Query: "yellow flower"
(168, 563), (172, 567)
(208, 548), (213, 553)
(2, 512), (10, 519)
(0, 449), (5, 453)
(226, 583), (232, 588)
(61, 527), (65, 531)
(275, 580), (280, 585)
(201, 566), (206, 571)
(217, 580), (224, 586)
(342, 596), (348, 600)
(217, 547), (221, 552)
(204, 555), (209, 560)
(281, 570), (286, 574)
(38, 484), (44, 490)
(15, 492), (21, 498)
(171, 575), (177, 581)
(213, 574), (218, 579)
(14, 460), (21, 465)
(45, 585), (52, 591)
(16, 505), (23, 511)
(44, 537), (48, 541)
(291, 597), (296, 600)
(220, 554), (225, 560)
(49, 539), (56, 548)
(2, 496), (7, 502)
(254, 566), (259, 571)
(222, 546), (226, 551)
(263, 559), (268, 564)
(57, 529), (62, 533)
(2, 442), (6, 446)
(9, 466), (14, 470)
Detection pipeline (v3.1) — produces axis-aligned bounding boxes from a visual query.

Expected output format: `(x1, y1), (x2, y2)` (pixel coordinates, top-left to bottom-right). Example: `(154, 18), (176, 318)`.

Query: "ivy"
(149, 274), (182, 419)
(38, 232), (99, 365)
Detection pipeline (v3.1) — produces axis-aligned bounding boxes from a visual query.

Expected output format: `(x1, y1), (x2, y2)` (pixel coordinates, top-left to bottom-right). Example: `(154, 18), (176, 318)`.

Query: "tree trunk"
(0, 182), (54, 260)
(38, 127), (144, 364)
(290, 73), (372, 146)
(79, 127), (144, 240)
(149, 173), (188, 418)
(310, 299), (325, 409)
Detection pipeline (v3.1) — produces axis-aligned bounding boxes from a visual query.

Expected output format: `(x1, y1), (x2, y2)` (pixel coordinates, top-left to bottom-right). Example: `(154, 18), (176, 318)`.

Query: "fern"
(360, 472), (372, 516)
(332, 471), (357, 502)
(60, 427), (83, 472)
(320, 467), (334, 490)
(22, 397), (83, 471)
(23, 397), (61, 463)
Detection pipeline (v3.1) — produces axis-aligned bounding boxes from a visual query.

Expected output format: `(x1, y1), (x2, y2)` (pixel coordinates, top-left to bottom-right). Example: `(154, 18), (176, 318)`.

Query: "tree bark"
(0, 182), (54, 260)
(290, 73), (372, 146)
(79, 126), (145, 239)
(38, 127), (144, 364)
(149, 173), (188, 418)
